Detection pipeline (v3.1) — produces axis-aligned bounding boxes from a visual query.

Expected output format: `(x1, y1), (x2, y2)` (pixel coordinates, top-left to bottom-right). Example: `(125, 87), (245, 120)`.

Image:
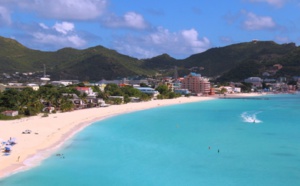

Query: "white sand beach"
(0, 96), (217, 178)
(0, 93), (264, 178)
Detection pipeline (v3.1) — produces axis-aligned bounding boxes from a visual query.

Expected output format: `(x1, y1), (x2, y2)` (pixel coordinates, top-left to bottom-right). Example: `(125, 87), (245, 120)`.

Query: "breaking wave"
(241, 111), (262, 123)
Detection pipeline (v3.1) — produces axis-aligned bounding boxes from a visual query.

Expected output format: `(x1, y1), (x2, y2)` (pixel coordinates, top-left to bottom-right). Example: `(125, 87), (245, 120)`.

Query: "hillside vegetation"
(0, 36), (300, 81)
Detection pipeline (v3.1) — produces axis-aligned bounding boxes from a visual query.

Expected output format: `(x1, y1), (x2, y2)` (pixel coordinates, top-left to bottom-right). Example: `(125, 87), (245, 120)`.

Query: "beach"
(0, 92), (265, 179)
(0, 96), (218, 178)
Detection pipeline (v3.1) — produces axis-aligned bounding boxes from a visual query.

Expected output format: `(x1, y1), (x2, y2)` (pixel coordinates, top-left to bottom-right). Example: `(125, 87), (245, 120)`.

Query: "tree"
(156, 85), (169, 95)
(77, 82), (85, 87)
(124, 95), (131, 103)
(91, 85), (101, 93)
(104, 84), (123, 96)
(140, 93), (151, 101)
(60, 97), (74, 112)
(121, 85), (141, 97)
(241, 82), (252, 92)
(108, 97), (123, 105)
(20, 88), (43, 116)
(155, 84), (180, 99)
(140, 83), (148, 87)
(0, 88), (44, 116)
(97, 90), (109, 100)
(220, 88), (227, 94)
(167, 92), (178, 99)
(0, 89), (21, 110)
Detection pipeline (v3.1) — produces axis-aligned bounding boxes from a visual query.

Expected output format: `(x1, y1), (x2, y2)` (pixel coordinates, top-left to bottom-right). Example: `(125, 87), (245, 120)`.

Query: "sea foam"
(241, 111), (262, 123)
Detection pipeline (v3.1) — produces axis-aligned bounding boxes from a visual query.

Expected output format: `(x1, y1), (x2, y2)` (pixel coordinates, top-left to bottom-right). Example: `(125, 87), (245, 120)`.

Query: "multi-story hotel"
(181, 73), (211, 95)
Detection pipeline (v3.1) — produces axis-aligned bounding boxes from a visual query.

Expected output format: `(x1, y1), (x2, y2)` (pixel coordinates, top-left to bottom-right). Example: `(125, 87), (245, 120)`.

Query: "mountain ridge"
(0, 36), (299, 81)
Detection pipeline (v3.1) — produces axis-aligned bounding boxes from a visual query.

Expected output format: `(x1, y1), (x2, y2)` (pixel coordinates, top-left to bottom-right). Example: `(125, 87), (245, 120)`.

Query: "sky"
(0, 0), (300, 59)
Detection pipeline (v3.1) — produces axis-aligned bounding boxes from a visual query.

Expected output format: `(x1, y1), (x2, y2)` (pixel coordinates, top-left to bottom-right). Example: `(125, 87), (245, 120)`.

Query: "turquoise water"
(1, 94), (300, 186)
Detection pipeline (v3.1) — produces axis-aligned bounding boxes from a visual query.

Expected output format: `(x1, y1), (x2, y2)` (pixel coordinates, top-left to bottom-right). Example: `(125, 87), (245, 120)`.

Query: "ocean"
(1, 94), (300, 186)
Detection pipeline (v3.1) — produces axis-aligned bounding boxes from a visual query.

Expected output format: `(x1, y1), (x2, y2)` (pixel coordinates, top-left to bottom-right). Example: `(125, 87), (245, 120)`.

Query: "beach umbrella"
(7, 137), (17, 145)
(4, 145), (12, 152)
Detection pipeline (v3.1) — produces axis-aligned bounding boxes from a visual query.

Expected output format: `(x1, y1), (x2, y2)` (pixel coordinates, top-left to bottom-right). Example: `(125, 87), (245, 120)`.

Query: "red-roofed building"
(76, 87), (93, 95)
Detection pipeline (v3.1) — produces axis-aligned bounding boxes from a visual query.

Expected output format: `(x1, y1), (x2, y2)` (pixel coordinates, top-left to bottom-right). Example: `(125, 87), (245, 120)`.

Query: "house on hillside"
(244, 77), (263, 89)
(51, 81), (72, 86)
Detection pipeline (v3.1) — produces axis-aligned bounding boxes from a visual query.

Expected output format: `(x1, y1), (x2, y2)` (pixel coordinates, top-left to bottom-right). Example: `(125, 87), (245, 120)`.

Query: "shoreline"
(0, 93), (262, 179)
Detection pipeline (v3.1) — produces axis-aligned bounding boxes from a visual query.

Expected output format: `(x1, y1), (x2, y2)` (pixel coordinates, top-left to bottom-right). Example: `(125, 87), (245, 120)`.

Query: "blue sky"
(0, 0), (299, 59)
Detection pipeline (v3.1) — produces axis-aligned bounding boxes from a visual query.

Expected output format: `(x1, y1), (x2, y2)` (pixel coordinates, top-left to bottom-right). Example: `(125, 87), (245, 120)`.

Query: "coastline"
(0, 93), (263, 179)
(0, 96), (216, 178)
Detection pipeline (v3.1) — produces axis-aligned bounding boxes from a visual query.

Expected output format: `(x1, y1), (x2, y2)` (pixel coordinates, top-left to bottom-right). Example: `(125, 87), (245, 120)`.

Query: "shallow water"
(1, 94), (300, 186)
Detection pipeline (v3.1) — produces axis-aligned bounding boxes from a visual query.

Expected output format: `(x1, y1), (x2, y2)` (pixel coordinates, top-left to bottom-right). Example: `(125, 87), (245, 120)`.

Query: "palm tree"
(60, 97), (74, 112)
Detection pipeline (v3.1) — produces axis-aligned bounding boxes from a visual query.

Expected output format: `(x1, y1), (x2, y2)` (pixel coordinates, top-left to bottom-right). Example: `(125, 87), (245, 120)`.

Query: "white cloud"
(103, 12), (148, 29)
(53, 22), (74, 35)
(32, 32), (86, 48)
(13, 0), (107, 20)
(243, 12), (276, 30)
(181, 29), (210, 53)
(124, 12), (147, 29)
(248, 0), (287, 7)
(113, 27), (211, 59)
(116, 44), (157, 59)
(39, 23), (49, 29)
(67, 35), (87, 47)
(0, 6), (11, 25)
(23, 21), (87, 50)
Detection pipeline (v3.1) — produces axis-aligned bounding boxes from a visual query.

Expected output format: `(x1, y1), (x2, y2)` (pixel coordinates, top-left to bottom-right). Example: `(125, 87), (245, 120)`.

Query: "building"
(50, 81), (72, 86)
(1, 110), (18, 117)
(0, 84), (6, 92)
(244, 77), (263, 83)
(0, 83), (34, 92)
(181, 73), (211, 95)
(76, 87), (93, 94)
(174, 89), (190, 95)
(135, 87), (159, 96)
(97, 79), (149, 87)
(244, 77), (263, 88)
(27, 84), (40, 91)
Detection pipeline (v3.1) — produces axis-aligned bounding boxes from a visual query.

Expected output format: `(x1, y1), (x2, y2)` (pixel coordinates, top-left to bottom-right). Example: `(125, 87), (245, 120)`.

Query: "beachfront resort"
(0, 70), (298, 184)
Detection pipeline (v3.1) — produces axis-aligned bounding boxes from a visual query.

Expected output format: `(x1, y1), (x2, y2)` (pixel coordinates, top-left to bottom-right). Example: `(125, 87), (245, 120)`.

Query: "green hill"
(0, 36), (152, 81)
(0, 36), (300, 82)
(184, 41), (296, 77)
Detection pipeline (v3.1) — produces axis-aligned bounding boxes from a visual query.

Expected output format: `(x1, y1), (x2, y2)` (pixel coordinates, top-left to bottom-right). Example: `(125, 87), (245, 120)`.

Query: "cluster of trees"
(155, 84), (181, 99)
(0, 85), (78, 119)
(0, 83), (181, 120)
(102, 83), (152, 104)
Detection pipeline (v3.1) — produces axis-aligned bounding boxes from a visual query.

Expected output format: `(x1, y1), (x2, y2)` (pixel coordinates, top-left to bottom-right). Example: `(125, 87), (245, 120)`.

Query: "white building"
(135, 87), (159, 96)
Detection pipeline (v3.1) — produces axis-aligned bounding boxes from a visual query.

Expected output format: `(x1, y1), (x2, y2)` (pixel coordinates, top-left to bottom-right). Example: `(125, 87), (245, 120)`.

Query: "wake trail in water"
(241, 111), (262, 123)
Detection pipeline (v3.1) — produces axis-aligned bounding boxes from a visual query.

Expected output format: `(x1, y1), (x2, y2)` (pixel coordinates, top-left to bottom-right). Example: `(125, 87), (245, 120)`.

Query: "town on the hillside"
(0, 64), (298, 119)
